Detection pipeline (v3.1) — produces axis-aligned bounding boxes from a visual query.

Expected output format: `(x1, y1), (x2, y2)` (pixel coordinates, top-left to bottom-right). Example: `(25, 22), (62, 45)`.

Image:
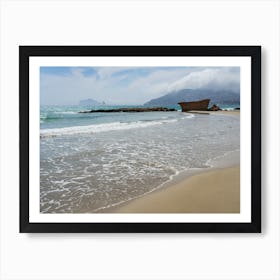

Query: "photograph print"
(20, 46), (261, 232)
(40, 66), (240, 214)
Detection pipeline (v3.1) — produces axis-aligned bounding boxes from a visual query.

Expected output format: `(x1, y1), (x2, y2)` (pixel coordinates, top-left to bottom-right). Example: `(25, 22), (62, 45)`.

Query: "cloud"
(167, 68), (240, 93)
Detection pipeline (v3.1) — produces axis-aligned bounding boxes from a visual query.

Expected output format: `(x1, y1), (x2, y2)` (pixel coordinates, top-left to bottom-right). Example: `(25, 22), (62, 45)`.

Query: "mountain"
(79, 99), (101, 106)
(144, 89), (240, 107)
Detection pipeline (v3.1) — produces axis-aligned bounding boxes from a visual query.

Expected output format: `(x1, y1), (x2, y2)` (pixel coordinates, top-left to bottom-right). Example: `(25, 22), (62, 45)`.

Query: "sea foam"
(40, 118), (183, 138)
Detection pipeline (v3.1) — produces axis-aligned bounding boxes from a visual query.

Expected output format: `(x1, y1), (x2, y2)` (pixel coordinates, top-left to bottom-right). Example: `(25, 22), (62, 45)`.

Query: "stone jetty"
(79, 107), (176, 113)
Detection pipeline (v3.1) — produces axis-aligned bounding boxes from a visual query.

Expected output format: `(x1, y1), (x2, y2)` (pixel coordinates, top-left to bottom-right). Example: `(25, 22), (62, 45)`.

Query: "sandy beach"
(189, 110), (240, 116)
(212, 110), (240, 116)
(111, 166), (240, 213)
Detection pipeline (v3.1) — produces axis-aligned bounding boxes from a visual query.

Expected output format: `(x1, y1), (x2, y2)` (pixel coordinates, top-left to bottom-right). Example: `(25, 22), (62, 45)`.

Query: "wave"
(40, 111), (78, 120)
(223, 107), (239, 111)
(183, 113), (194, 119)
(40, 118), (185, 138)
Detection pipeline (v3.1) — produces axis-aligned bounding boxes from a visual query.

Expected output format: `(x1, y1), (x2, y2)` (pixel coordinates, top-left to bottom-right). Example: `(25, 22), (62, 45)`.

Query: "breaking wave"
(41, 118), (179, 138)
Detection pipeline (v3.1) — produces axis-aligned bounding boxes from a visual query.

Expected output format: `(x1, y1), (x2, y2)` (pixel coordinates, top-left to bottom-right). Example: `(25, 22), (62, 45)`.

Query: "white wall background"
(0, 0), (279, 279)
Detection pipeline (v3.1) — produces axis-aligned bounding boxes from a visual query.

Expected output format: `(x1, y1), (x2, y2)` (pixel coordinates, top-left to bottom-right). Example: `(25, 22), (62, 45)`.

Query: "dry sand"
(212, 110), (240, 116)
(189, 110), (240, 116)
(112, 166), (240, 213)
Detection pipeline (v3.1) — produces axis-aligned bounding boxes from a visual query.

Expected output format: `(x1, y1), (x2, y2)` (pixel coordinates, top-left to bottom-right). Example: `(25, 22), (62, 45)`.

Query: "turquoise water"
(41, 105), (181, 131)
(40, 105), (240, 213)
(40, 104), (239, 130)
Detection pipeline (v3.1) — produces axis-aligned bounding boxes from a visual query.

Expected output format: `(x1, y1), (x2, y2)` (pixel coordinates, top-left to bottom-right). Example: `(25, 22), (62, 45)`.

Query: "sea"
(40, 104), (240, 213)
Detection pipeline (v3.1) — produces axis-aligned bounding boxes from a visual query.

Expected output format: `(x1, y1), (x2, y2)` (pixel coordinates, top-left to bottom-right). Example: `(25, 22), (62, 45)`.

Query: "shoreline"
(106, 165), (240, 213)
(95, 106), (240, 213)
(98, 116), (241, 213)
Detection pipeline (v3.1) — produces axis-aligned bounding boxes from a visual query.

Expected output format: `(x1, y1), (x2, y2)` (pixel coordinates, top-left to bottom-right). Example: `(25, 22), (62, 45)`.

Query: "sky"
(40, 66), (240, 105)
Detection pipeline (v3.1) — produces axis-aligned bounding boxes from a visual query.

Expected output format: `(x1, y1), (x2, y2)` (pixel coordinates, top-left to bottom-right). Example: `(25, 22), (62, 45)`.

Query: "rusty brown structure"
(178, 99), (210, 112)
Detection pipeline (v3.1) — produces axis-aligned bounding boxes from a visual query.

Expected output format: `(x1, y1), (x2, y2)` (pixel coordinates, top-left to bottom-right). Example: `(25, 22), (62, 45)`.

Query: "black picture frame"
(20, 46), (261, 233)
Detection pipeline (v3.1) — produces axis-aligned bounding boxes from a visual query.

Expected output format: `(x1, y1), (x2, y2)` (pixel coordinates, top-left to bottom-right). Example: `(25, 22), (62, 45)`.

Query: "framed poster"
(20, 46), (261, 233)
